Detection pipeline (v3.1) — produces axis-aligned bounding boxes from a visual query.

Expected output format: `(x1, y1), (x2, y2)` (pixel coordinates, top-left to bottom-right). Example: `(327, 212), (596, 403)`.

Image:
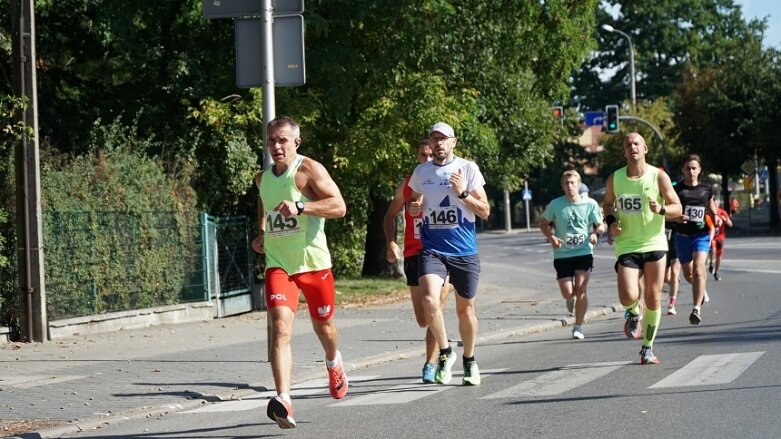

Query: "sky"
(735, 0), (781, 48)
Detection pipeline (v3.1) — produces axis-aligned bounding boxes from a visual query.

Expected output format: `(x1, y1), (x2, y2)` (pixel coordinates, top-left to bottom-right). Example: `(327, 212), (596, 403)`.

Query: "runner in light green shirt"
(603, 132), (681, 365)
(251, 116), (349, 429)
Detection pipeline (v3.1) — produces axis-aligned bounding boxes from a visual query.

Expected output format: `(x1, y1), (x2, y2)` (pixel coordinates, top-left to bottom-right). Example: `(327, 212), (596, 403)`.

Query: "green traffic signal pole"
(619, 115), (669, 172)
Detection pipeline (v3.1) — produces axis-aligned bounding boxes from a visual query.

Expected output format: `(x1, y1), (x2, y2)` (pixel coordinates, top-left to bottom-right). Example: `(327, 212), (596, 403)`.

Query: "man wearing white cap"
(407, 122), (490, 386)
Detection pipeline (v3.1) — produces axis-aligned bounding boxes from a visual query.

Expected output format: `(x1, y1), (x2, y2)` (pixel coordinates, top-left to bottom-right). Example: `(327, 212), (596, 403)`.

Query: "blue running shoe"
(422, 363), (436, 384)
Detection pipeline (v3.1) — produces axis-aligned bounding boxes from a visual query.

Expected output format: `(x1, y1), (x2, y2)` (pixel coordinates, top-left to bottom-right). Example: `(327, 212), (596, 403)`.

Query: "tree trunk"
(765, 152), (779, 229)
(361, 193), (401, 277)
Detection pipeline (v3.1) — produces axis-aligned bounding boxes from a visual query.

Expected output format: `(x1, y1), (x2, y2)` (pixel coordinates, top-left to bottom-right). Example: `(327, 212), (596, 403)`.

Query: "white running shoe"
(572, 326), (585, 340)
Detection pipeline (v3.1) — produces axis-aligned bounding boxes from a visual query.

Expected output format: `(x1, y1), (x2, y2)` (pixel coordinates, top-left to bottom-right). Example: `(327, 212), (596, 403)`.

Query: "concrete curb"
(26, 303), (624, 438)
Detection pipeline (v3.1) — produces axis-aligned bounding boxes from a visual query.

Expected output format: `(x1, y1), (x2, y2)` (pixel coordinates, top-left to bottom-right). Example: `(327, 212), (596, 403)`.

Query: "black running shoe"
(267, 397), (296, 429)
(689, 308), (702, 325)
(640, 345), (660, 365)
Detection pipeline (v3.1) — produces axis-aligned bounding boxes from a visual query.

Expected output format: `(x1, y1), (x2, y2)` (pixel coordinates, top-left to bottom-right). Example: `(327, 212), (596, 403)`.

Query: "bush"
(41, 123), (200, 319)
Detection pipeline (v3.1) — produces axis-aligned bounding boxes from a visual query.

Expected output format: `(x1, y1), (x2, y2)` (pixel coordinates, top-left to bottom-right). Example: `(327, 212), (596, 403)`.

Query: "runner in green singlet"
(603, 132), (682, 365)
(252, 116), (348, 429)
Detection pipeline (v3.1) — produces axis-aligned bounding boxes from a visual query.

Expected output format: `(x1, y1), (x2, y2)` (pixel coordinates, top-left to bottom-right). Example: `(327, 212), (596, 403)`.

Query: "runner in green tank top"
(251, 116), (349, 429)
(603, 132), (681, 365)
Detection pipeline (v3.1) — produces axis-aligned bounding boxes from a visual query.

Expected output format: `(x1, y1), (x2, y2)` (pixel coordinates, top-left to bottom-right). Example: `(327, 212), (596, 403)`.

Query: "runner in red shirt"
(708, 198), (733, 281)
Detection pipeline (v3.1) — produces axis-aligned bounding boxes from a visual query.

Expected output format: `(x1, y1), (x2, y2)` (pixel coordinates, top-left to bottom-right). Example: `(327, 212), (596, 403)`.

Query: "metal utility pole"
(11, 0), (47, 342)
(601, 24), (636, 112)
(503, 189), (511, 232)
(261, 0), (276, 167)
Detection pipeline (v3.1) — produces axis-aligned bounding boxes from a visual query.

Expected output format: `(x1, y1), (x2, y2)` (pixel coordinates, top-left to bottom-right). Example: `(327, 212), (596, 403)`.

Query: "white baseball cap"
(428, 122), (455, 138)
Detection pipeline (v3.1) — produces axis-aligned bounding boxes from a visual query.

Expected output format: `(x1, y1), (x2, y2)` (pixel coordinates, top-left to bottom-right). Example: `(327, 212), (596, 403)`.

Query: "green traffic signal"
(605, 105), (619, 133)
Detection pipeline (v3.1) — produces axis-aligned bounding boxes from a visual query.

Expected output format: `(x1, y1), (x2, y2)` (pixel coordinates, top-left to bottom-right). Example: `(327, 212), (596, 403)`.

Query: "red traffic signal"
(552, 106), (563, 118)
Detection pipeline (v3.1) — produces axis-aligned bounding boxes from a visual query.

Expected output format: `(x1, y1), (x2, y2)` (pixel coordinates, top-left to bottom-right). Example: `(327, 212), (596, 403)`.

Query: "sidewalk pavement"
(729, 206), (777, 235)
(1, 264), (624, 438)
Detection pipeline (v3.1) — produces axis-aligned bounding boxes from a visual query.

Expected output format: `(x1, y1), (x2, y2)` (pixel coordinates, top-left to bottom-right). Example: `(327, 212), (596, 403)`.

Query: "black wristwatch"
(458, 190), (469, 199)
(658, 206), (666, 216)
(295, 201), (305, 215)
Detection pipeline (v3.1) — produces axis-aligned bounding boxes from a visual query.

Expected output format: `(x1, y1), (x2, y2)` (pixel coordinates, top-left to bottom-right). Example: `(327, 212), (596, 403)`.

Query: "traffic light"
(551, 106), (564, 127)
(605, 104), (619, 133)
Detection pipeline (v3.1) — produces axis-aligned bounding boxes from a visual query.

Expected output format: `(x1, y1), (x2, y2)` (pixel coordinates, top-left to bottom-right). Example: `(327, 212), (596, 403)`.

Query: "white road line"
(0, 374), (86, 388)
(649, 352), (765, 388)
(482, 361), (631, 399)
(329, 383), (450, 406)
(183, 375), (378, 413)
(332, 369), (506, 407)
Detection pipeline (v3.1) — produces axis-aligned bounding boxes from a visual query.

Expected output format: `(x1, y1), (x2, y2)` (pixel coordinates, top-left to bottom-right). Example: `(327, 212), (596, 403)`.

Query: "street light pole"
(601, 24), (636, 112)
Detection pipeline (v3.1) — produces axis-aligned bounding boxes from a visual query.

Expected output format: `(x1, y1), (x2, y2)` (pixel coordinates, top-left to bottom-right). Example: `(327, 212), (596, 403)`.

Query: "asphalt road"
(57, 233), (781, 439)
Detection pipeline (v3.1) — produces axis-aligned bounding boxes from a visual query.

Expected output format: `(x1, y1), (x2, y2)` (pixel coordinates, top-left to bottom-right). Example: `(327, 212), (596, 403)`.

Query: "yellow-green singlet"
(258, 155), (331, 274)
(611, 165), (667, 256)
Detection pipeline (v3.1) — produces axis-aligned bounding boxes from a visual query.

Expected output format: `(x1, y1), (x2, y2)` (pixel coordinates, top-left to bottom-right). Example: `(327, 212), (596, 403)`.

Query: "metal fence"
(43, 211), (255, 320)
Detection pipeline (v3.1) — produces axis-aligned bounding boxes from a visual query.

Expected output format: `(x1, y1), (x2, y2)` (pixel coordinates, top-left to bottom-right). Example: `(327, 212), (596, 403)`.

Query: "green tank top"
(611, 165), (667, 255)
(258, 155), (331, 274)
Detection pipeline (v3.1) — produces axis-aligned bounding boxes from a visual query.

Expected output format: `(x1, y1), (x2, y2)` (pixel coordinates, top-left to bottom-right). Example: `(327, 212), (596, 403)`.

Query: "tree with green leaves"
(675, 40), (781, 227)
(3, 1), (600, 282)
(573, 0), (767, 111)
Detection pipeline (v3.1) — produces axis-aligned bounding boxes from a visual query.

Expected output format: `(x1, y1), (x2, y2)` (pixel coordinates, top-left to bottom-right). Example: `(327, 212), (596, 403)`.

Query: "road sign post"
(202, 0), (306, 169)
(235, 15), (305, 88)
(523, 182), (532, 232)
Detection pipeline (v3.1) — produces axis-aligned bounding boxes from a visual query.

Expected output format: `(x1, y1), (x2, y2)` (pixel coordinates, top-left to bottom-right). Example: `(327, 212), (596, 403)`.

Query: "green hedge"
(41, 127), (200, 319)
(44, 211), (201, 319)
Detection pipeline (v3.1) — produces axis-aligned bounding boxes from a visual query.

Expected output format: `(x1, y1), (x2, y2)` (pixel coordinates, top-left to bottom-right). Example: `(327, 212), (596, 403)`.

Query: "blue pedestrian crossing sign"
(584, 111), (605, 127)
(522, 189), (532, 201)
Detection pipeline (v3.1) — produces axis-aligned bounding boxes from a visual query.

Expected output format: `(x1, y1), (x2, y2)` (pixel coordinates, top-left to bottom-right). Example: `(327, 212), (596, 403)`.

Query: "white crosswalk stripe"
(183, 375), (378, 413)
(649, 352), (765, 388)
(0, 374), (86, 388)
(183, 352), (764, 413)
(331, 369), (506, 407)
(482, 361), (630, 399)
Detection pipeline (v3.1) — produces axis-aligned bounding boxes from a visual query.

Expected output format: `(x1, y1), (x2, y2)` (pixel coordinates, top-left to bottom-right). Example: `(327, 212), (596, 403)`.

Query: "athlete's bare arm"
(383, 180), (407, 262)
(252, 171), (267, 254)
(289, 157), (346, 219)
(707, 197), (723, 227)
(656, 170), (682, 220)
(539, 218), (562, 249)
(408, 189), (423, 217)
(602, 174), (621, 237)
(461, 186), (491, 220)
(448, 168), (490, 219)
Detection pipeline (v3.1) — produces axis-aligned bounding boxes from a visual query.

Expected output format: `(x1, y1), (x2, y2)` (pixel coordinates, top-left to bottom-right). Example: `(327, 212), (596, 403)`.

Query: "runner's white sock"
(326, 350), (341, 368)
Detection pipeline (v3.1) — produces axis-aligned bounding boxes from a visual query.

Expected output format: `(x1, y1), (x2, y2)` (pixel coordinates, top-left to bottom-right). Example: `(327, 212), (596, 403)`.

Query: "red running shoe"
(327, 351), (349, 399)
